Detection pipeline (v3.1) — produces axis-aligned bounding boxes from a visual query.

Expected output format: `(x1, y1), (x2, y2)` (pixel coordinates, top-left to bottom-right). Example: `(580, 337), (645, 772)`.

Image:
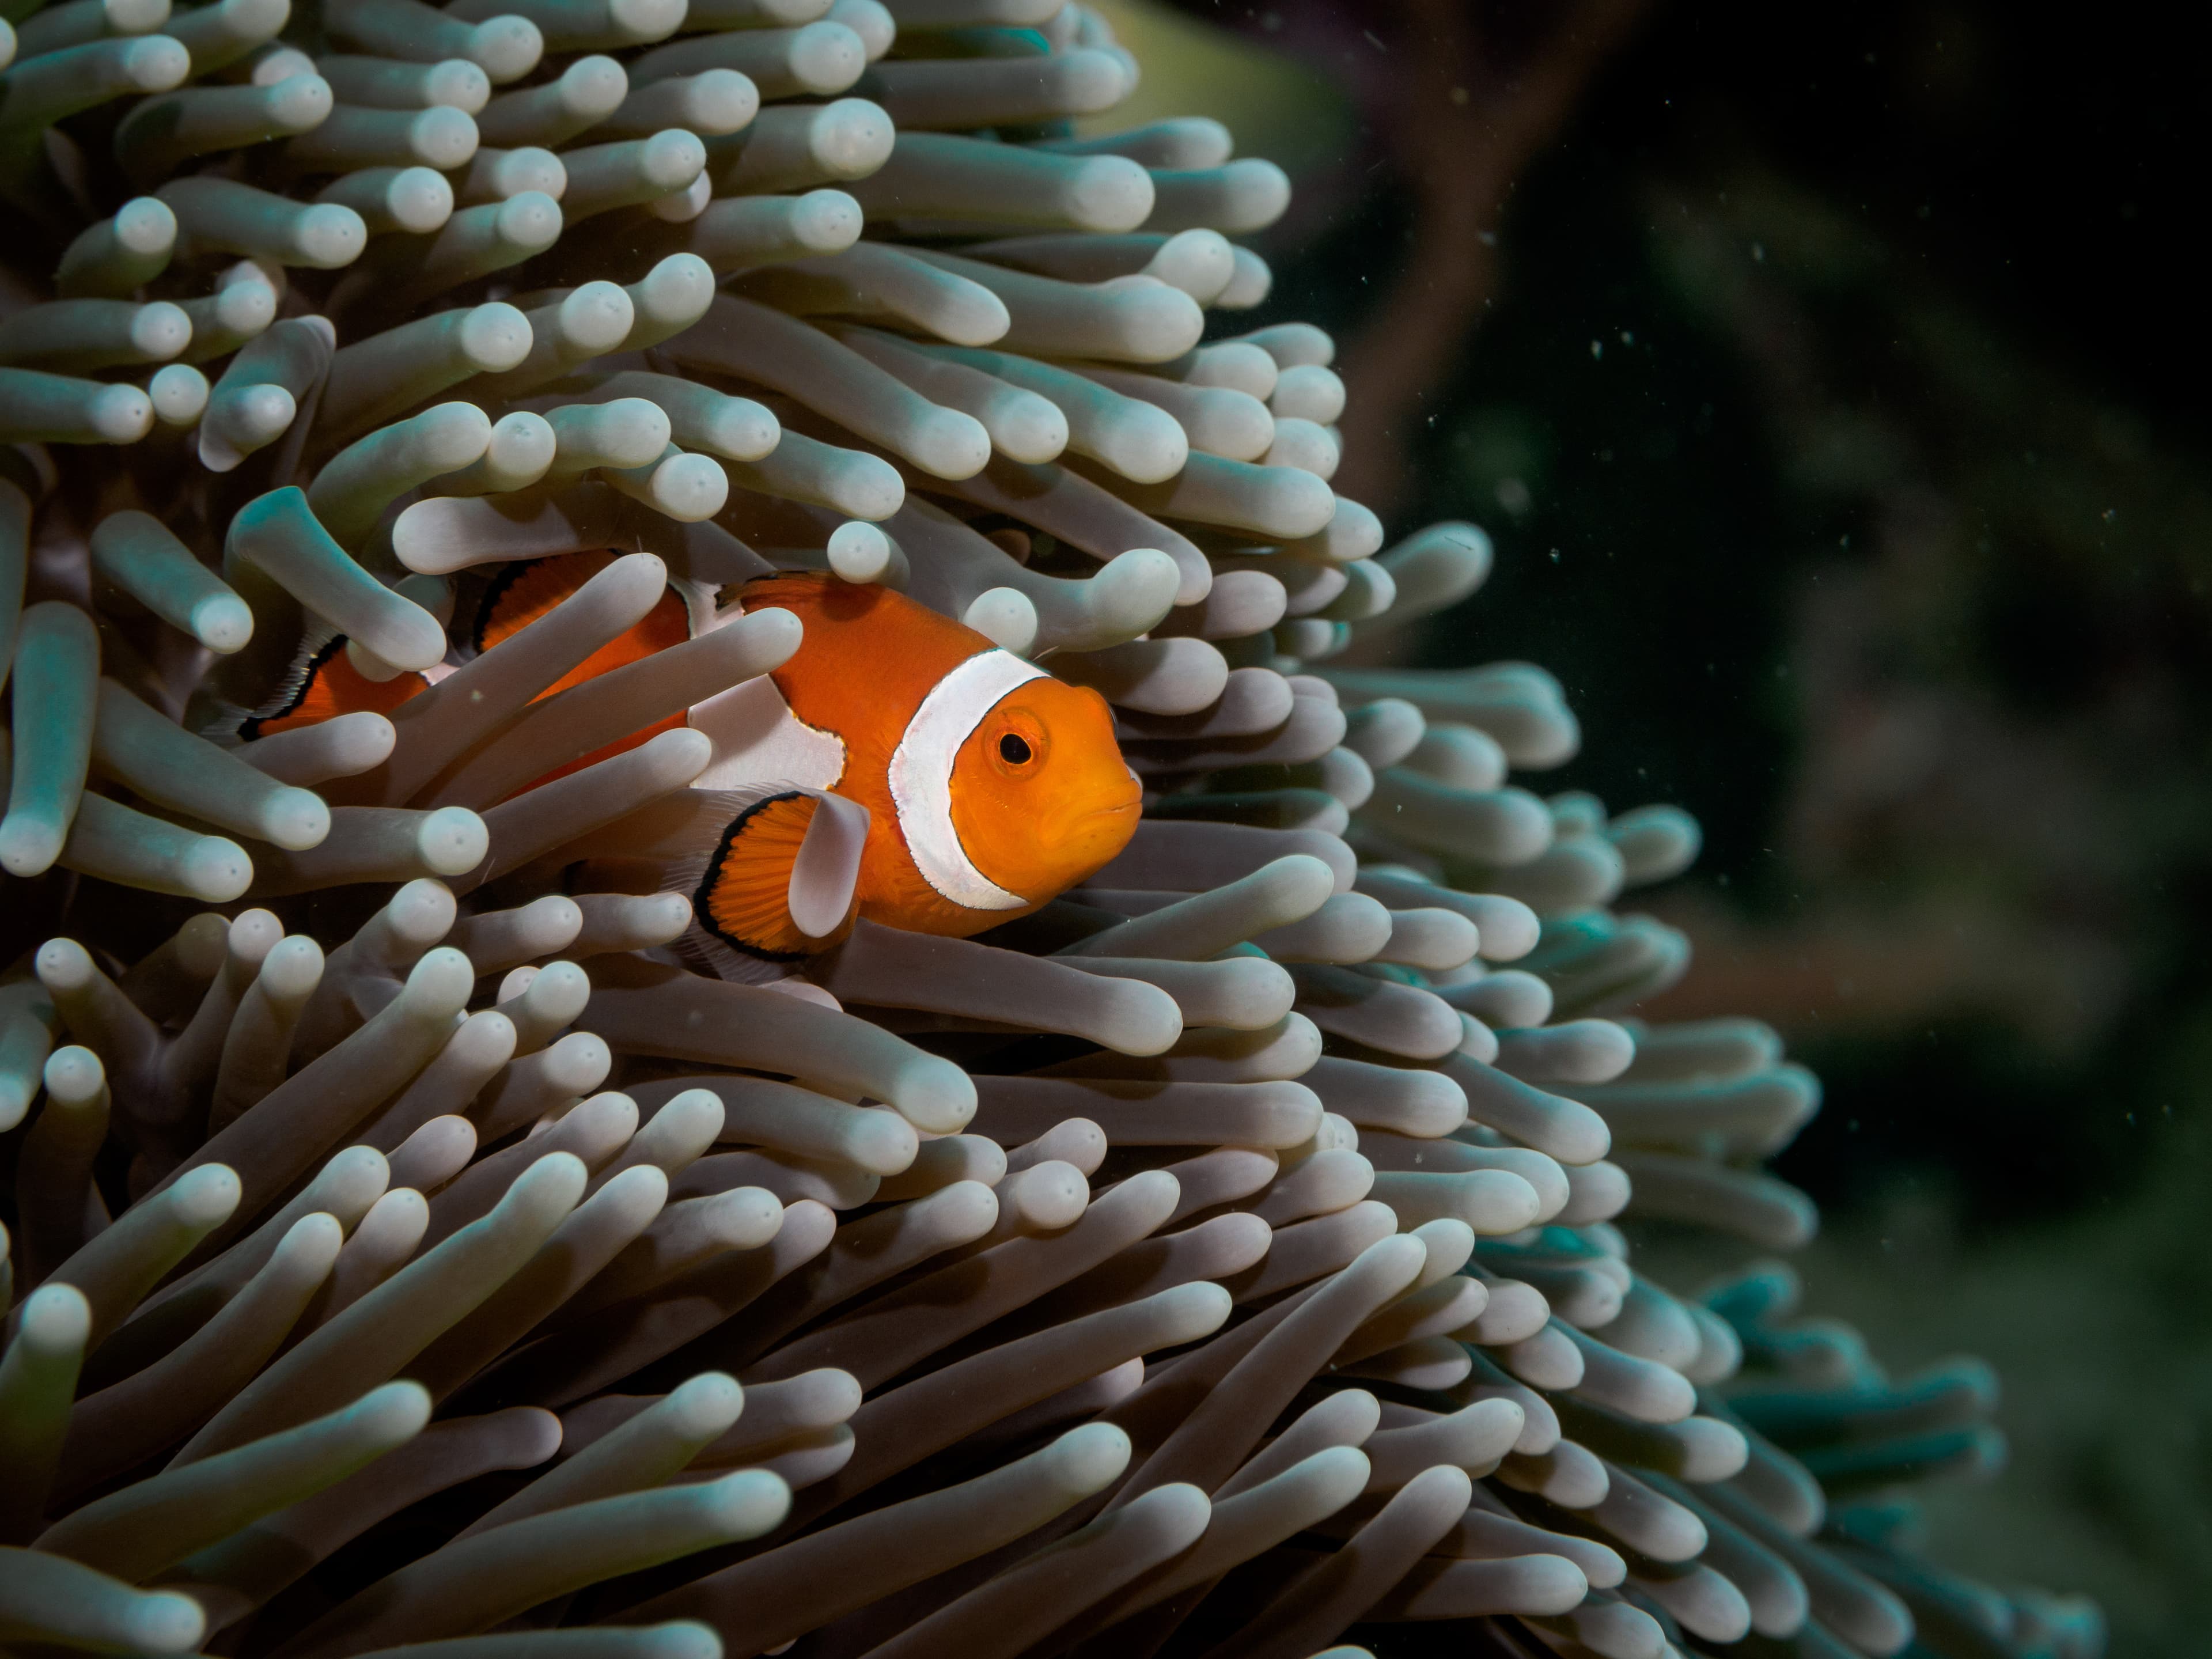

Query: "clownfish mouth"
(1090, 773), (1145, 817)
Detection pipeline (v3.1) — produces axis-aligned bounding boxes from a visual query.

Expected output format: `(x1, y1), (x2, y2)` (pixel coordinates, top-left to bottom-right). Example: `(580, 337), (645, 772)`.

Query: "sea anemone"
(0, 3), (2100, 1657)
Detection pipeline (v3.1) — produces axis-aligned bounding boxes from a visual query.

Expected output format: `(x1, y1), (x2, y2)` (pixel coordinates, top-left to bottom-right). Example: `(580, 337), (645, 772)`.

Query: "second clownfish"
(674, 571), (1142, 974)
(218, 550), (709, 791)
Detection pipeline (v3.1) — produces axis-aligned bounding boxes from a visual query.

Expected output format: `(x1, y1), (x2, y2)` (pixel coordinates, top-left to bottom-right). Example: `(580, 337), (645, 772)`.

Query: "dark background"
(1145, 0), (2212, 1646)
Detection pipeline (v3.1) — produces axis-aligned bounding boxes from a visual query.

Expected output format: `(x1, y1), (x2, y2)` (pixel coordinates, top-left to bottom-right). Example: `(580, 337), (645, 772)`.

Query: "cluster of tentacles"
(0, 1), (2100, 1656)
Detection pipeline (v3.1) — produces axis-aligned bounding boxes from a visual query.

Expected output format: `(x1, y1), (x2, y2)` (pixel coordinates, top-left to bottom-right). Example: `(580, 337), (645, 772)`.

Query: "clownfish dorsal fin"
(680, 786), (868, 975)
(459, 555), (588, 657)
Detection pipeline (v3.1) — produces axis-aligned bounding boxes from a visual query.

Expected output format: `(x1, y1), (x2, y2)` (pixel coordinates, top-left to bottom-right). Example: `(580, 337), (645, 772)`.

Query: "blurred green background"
(1127, 0), (2212, 1649)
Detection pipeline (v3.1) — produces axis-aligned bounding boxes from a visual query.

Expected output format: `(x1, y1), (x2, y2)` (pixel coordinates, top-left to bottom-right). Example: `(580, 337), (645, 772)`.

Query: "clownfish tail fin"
(229, 621), (347, 743)
(195, 695), (257, 749)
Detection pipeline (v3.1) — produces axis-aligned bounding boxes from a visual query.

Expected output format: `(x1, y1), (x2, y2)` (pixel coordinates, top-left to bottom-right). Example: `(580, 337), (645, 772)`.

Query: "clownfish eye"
(998, 733), (1034, 765)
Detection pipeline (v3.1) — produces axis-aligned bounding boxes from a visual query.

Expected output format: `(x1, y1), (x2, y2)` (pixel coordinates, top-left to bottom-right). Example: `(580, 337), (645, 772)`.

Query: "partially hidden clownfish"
(213, 551), (711, 792)
(671, 571), (1142, 977)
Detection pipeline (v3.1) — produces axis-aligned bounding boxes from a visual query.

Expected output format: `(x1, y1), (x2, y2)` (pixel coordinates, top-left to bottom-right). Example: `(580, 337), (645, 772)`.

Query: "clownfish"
(215, 552), (710, 793)
(673, 571), (1142, 975)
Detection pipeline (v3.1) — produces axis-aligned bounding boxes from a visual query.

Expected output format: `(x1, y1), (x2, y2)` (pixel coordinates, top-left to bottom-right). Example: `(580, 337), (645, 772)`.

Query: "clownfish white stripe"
(690, 672), (847, 793)
(889, 648), (1048, 912)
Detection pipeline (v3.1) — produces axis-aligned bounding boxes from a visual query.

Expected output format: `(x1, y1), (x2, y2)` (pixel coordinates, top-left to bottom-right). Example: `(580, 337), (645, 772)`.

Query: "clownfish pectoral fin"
(790, 790), (870, 940)
(684, 787), (864, 976)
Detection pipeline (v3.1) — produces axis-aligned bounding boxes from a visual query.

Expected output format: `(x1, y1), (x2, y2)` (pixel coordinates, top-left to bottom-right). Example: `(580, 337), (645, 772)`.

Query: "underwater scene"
(0, 0), (2199, 1656)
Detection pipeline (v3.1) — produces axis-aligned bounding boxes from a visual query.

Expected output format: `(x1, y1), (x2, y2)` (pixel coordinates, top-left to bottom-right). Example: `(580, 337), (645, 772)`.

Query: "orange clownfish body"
(683, 572), (1142, 968)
